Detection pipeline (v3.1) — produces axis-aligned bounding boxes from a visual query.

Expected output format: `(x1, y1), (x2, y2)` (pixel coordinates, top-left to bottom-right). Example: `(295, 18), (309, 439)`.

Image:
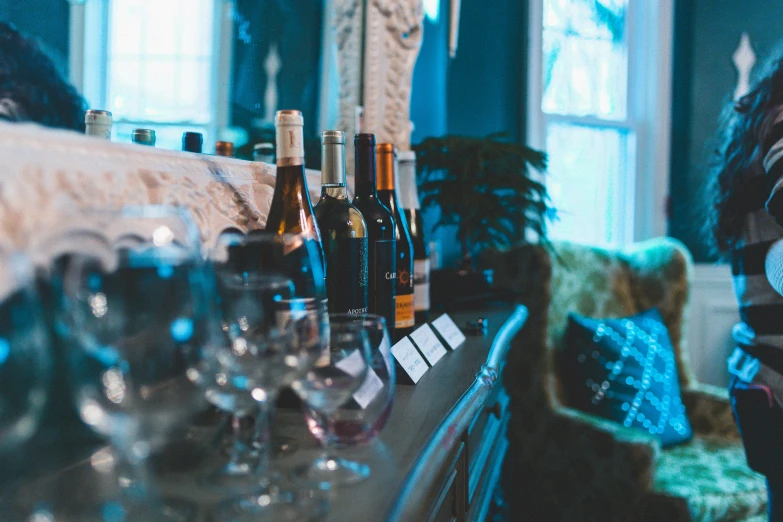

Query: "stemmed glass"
(290, 317), (373, 489)
(50, 206), (215, 521)
(304, 314), (395, 446)
(209, 232), (328, 520)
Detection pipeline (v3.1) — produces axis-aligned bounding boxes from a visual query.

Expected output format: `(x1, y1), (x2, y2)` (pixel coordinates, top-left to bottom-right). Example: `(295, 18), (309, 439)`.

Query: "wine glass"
(201, 269), (295, 489)
(209, 232), (329, 520)
(0, 251), (50, 455)
(303, 314), (395, 446)
(50, 206), (215, 521)
(290, 317), (373, 489)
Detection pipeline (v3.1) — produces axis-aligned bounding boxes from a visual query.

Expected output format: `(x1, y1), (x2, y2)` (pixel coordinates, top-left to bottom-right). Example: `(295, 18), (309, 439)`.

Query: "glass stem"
(253, 392), (276, 478)
(227, 414), (244, 467)
(322, 412), (338, 462)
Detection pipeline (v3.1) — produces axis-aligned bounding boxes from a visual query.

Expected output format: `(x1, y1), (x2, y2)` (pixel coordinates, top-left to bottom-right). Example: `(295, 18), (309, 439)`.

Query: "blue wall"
(669, 0), (783, 262)
(0, 0), (71, 75)
(410, 0), (527, 268)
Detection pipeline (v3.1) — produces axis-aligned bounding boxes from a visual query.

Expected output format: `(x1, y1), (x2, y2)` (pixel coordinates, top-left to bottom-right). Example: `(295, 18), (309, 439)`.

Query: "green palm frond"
(412, 133), (554, 260)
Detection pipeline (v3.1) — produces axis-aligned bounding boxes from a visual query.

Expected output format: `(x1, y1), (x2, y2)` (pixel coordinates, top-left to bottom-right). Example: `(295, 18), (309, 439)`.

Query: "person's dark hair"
(706, 42), (783, 255)
(0, 22), (86, 131)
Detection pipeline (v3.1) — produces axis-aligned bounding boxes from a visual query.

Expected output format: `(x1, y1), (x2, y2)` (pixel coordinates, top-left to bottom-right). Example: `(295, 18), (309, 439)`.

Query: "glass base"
(273, 435), (299, 457)
(23, 496), (197, 522)
(290, 456), (370, 490)
(211, 486), (328, 522)
(201, 461), (258, 492)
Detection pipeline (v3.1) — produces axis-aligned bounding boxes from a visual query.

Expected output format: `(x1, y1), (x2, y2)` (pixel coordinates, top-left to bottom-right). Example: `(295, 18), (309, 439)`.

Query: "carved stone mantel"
(334, 0), (425, 150)
(0, 122), (321, 265)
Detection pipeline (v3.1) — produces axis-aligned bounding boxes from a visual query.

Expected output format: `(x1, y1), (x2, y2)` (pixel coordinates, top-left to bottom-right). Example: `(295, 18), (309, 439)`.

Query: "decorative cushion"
(561, 309), (693, 447)
(654, 436), (767, 522)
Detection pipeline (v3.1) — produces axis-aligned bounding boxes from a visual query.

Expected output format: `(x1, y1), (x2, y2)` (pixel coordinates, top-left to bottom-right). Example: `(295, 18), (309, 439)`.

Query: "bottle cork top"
(215, 141), (235, 157)
(85, 110), (112, 125)
(275, 110), (303, 126)
(132, 129), (156, 146)
(398, 150), (416, 162)
(376, 143), (397, 191)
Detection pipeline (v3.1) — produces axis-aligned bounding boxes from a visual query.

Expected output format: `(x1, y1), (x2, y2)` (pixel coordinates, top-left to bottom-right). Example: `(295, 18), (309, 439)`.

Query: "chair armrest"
(681, 384), (740, 440)
(552, 406), (660, 491)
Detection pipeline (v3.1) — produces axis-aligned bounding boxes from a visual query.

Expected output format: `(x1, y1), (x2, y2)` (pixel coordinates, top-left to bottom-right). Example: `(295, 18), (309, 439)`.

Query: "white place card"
(352, 368), (384, 409)
(335, 349), (366, 378)
(432, 314), (467, 350)
(391, 337), (428, 383)
(409, 324), (448, 366)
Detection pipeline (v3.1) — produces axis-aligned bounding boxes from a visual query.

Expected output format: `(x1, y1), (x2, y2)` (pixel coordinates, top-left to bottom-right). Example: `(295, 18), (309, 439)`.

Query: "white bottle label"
(414, 259), (430, 312)
(275, 125), (304, 165)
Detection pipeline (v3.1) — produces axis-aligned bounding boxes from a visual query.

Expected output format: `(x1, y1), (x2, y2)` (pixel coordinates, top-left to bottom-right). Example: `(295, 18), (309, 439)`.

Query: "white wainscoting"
(687, 263), (738, 388)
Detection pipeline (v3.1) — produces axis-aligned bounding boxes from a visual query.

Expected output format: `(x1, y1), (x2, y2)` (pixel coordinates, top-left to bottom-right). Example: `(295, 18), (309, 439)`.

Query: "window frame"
(68, 0), (234, 151)
(526, 0), (674, 245)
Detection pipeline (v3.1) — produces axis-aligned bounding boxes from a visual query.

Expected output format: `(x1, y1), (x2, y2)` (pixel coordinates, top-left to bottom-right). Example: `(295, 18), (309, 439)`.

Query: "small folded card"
(432, 314), (467, 350)
(410, 324), (448, 367)
(391, 337), (429, 384)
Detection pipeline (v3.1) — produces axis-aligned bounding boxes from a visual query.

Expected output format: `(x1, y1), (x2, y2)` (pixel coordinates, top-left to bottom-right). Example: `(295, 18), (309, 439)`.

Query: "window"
(70, 0), (233, 151)
(527, 0), (673, 246)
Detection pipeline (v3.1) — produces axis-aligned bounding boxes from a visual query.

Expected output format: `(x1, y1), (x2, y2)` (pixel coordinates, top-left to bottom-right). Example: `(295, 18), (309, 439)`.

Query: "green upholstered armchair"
(485, 238), (766, 522)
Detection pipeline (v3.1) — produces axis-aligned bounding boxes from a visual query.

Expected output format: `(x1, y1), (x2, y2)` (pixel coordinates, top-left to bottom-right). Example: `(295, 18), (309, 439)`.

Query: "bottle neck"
(276, 123), (304, 167)
(398, 161), (420, 210)
(321, 183), (347, 199)
(355, 143), (378, 197)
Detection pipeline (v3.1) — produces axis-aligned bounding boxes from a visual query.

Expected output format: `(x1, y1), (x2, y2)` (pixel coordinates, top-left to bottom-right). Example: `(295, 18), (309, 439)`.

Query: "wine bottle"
(376, 143), (414, 340)
(351, 134), (396, 334)
(266, 110), (326, 319)
(84, 110), (112, 139)
(182, 132), (203, 153)
(254, 142), (275, 163)
(398, 150), (430, 323)
(215, 141), (235, 157)
(314, 131), (369, 315)
(132, 129), (156, 147)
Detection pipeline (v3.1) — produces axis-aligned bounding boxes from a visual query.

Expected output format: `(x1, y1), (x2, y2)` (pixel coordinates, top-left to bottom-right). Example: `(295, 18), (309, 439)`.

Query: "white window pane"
(106, 0), (215, 124)
(546, 123), (631, 246)
(542, 0), (628, 120)
(176, 61), (212, 122)
(109, 59), (142, 119)
(109, 0), (143, 57)
(180, 0), (215, 58)
(144, 1), (180, 57)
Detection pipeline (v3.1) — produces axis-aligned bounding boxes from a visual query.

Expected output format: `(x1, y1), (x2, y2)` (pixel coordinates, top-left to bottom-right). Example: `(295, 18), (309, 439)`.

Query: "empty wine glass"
(304, 314), (395, 446)
(0, 250), (51, 453)
(201, 269), (294, 489)
(209, 232), (329, 520)
(290, 317), (373, 489)
(50, 206), (216, 521)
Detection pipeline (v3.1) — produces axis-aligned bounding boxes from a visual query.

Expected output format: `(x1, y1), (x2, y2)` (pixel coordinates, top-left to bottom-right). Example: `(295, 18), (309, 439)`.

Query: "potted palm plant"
(412, 132), (553, 307)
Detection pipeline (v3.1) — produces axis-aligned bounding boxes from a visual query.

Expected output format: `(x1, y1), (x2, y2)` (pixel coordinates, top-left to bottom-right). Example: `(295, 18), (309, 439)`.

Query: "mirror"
(9, 0), (342, 168)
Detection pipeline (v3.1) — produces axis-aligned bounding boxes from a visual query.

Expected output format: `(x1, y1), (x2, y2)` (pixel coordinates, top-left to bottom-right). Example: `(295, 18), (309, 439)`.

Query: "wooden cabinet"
(3, 306), (527, 522)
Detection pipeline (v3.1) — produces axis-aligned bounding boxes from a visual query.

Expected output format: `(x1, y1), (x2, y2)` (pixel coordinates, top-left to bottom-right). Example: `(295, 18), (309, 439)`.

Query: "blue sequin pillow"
(561, 309), (692, 447)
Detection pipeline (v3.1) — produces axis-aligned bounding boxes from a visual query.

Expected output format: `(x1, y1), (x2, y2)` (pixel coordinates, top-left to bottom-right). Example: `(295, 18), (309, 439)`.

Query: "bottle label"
(372, 240), (396, 328)
(414, 259), (430, 312)
(276, 125), (304, 166)
(326, 237), (369, 315)
(395, 293), (415, 328)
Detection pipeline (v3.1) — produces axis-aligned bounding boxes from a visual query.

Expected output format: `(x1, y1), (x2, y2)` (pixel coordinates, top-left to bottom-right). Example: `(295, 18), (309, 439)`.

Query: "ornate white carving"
(732, 32), (756, 101)
(333, 0), (364, 142)
(362, 0), (425, 149)
(0, 122), (324, 265)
